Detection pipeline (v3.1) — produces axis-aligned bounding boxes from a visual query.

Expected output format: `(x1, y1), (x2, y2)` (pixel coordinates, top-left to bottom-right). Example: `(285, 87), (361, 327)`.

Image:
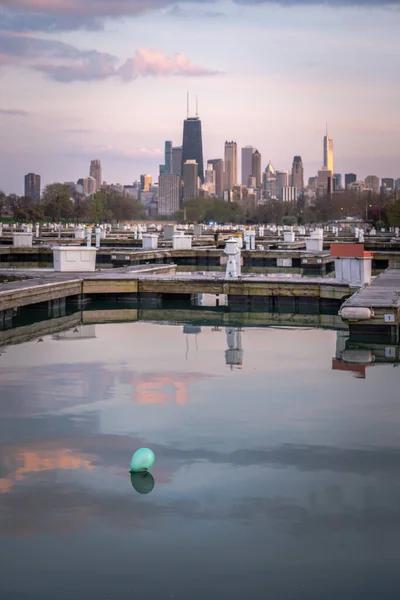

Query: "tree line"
(0, 185), (145, 223)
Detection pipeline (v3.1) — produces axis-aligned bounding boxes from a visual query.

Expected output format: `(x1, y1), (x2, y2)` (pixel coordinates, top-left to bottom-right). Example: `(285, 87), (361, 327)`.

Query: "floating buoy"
(130, 448), (155, 473)
(131, 472), (155, 495)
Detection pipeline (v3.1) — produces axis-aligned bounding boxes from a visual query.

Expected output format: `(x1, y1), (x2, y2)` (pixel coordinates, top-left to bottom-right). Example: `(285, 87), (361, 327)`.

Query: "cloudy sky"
(0, 0), (399, 194)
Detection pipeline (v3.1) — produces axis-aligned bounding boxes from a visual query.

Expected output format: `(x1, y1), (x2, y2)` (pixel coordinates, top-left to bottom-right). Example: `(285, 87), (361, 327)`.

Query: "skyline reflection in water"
(0, 322), (399, 599)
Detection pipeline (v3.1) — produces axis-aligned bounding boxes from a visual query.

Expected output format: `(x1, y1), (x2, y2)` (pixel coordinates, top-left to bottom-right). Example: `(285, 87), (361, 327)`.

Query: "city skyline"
(0, 1), (399, 194)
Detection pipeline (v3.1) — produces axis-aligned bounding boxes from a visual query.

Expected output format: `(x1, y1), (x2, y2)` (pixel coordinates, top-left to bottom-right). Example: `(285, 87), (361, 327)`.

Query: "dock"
(340, 268), (400, 341)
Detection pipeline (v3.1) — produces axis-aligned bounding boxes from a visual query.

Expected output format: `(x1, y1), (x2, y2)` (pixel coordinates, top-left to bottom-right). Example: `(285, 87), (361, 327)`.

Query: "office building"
(247, 176), (256, 189)
(333, 173), (342, 191)
(181, 115), (204, 183)
(291, 156), (304, 190)
(208, 159), (224, 198)
(204, 164), (216, 196)
(345, 173), (357, 188)
(158, 174), (180, 215)
(365, 175), (380, 195)
(89, 159), (102, 191)
(224, 141), (238, 191)
(323, 129), (334, 174)
(282, 186), (297, 202)
(171, 146), (183, 177)
(83, 176), (96, 197)
(317, 169), (333, 196)
(24, 173), (41, 202)
(164, 141), (172, 174)
(252, 150), (262, 188)
(395, 178), (400, 190)
(381, 178), (395, 190)
(183, 160), (199, 201)
(276, 171), (289, 200)
(241, 146), (255, 186)
(140, 174), (152, 192)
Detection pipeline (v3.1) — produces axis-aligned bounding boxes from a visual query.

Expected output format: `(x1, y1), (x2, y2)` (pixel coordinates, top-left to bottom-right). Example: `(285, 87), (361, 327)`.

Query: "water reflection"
(130, 471), (155, 495)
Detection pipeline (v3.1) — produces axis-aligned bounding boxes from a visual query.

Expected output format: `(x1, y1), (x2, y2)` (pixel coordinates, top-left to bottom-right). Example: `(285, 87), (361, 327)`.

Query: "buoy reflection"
(130, 471), (155, 495)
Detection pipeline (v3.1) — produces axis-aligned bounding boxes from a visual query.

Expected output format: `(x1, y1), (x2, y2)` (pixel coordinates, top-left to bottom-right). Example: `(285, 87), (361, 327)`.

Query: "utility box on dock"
(164, 224), (176, 241)
(172, 233), (192, 250)
(13, 233), (33, 247)
(306, 230), (323, 252)
(331, 244), (373, 287)
(142, 234), (158, 250)
(74, 228), (85, 240)
(53, 246), (97, 272)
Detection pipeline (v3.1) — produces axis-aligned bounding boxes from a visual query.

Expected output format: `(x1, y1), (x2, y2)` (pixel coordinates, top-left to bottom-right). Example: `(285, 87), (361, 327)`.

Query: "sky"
(0, 0), (399, 194)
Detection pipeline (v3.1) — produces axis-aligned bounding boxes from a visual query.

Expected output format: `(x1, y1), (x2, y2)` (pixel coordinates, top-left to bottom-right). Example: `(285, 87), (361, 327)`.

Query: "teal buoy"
(130, 448), (155, 473)
(131, 472), (155, 495)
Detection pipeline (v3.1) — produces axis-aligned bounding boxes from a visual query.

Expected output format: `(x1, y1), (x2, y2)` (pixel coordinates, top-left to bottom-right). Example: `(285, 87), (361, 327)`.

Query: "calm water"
(0, 322), (400, 599)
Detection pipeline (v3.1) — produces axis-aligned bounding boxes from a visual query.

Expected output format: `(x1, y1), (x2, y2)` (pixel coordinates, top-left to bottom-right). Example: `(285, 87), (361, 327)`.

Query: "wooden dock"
(340, 268), (400, 341)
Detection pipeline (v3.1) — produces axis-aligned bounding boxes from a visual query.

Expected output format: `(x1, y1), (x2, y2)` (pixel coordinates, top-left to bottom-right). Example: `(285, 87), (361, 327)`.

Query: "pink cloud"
(118, 48), (220, 81)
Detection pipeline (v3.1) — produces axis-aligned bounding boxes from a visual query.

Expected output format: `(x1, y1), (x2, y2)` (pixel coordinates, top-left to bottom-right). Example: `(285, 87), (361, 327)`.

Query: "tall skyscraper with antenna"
(323, 125), (334, 174)
(181, 94), (204, 184)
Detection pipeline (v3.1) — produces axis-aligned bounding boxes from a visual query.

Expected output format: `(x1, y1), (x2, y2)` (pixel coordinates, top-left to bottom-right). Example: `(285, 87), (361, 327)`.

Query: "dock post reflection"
(225, 327), (244, 370)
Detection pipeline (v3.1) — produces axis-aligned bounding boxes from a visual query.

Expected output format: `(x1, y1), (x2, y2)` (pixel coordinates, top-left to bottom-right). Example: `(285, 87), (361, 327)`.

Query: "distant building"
(308, 176), (317, 190)
(90, 159), (102, 192)
(345, 173), (357, 189)
(83, 176), (96, 196)
(181, 116), (204, 183)
(323, 129), (334, 174)
(333, 173), (342, 191)
(241, 146), (255, 186)
(224, 141), (238, 191)
(365, 175), (380, 195)
(381, 178), (395, 190)
(247, 176), (256, 189)
(172, 146), (183, 177)
(263, 161), (277, 198)
(276, 171), (289, 200)
(140, 174), (152, 192)
(317, 169), (333, 196)
(291, 156), (304, 190)
(183, 160), (199, 201)
(252, 150), (262, 188)
(158, 173), (180, 215)
(208, 159), (224, 198)
(282, 186), (297, 202)
(395, 178), (400, 190)
(204, 164), (216, 196)
(24, 173), (41, 202)
(124, 185), (140, 199)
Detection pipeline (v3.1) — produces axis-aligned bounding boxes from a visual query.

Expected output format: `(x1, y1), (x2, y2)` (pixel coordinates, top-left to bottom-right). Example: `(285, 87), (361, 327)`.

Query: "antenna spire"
(196, 95), (199, 118)
(187, 92), (189, 119)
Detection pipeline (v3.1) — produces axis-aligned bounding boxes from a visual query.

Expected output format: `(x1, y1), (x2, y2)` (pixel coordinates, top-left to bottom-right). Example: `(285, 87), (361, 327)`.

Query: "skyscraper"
(224, 141), (237, 192)
(140, 174), (152, 192)
(164, 141), (172, 174)
(291, 156), (304, 191)
(181, 116), (204, 183)
(276, 171), (289, 200)
(183, 160), (199, 201)
(333, 173), (342, 191)
(24, 173), (41, 202)
(323, 128), (334, 174)
(208, 159), (224, 198)
(172, 146), (183, 176)
(158, 174), (180, 215)
(90, 159), (102, 191)
(241, 146), (255, 185)
(345, 173), (357, 189)
(365, 175), (380, 195)
(252, 150), (262, 188)
(83, 176), (96, 197)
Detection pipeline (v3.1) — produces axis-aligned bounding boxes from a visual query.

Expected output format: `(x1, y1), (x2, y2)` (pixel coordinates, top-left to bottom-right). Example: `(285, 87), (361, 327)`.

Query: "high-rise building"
(224, 141), (237, 192)
(317, 169), (333, 196)
(140, 174), (152, 192)
(164, 141), (172, 174)
(395, 178), (400, 190)
(183, 160), (199, 201)
(204, 164), (216, 196)
(345, 173), (357, 188)
(208, 159), (224, 198)
(172, 146), (183, 176)
(252, 150), (262, 188)
(365, 175), (380, 195)
(181, 116), (204, 183)
(83, 176), (97, 196)
(247, 176), (256, 189)
(323, 128), (334, 174)
(276, 171), (289, 200)
(282, 187), (297, 202)
(90, 159), (102, 191)
(24, 173), (41, 202)
(158, 174), (180, 215)
(291, 156), (304, 191)
(381, 178), (395, 190)
(241, 146), (255, 185)
(333, 173), (342, 191)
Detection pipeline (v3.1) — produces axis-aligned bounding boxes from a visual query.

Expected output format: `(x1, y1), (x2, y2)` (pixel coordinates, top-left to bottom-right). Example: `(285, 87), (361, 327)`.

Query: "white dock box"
(13, 233), (33, 247)
(53, 246), (97, 272)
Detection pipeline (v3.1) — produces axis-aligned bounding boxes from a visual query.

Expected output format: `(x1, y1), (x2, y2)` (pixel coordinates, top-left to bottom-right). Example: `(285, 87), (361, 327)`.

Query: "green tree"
(387, 199), (400, 227)
(42, 184), (74, 221)
(90, 189), (145, 223)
